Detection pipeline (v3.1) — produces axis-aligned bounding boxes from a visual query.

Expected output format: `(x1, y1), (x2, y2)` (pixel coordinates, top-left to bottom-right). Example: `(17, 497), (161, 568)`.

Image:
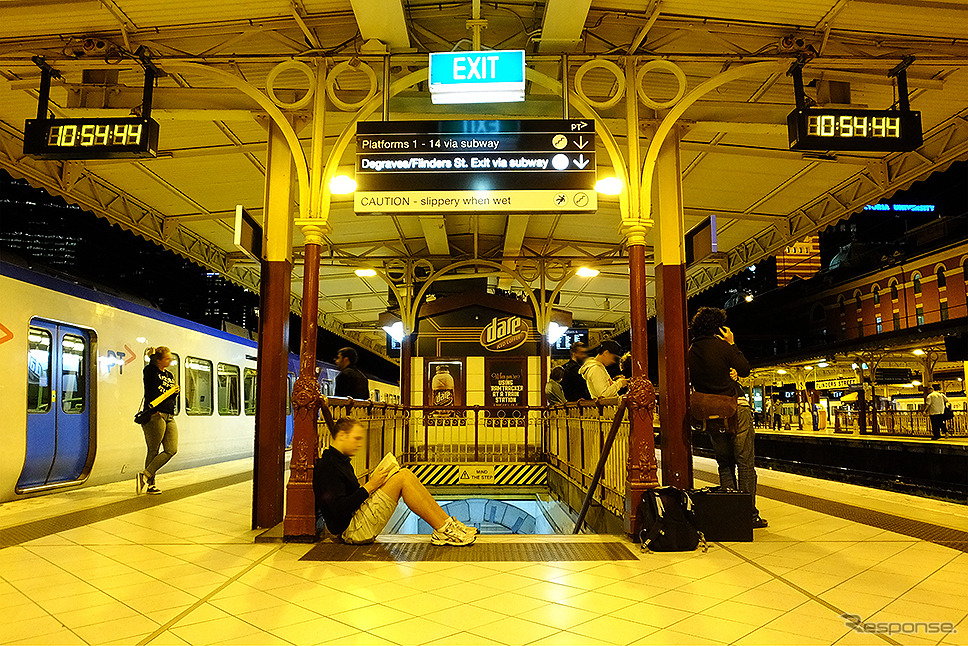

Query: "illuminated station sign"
(23, 117), (160, 159)
(355, 119), (597, 213)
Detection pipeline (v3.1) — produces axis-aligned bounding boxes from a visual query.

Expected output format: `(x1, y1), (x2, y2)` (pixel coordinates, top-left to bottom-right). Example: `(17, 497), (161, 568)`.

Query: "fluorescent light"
(595, 177), (623, 195)
(744, 294), (754, 302)
(547, 322), (568, 344)
(911, 380), (922, 386)
(912, 349), (926, 356)
(382, 321), (405, 343)
(818, 362), (829, 368)
(851, 363), (859, 369)
(136, 336), (146, 343)
(355, 268), (377, 277)
(777, 369), (787, 375)
(576, 266), (599, 278)
(805, 366), (813, 370)
(330, 175), (357, 194)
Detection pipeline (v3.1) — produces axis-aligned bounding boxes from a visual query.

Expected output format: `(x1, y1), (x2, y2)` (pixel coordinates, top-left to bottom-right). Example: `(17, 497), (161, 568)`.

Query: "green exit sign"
(429, 50), (525, 104)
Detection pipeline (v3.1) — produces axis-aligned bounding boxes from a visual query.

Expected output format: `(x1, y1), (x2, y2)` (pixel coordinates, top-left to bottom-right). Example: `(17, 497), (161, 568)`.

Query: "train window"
(244, 368), (257, 416)
(27, 327), (52, 413)
(143, 350), (181, 415)
(185, 357), (213, 415)
(217, 364), (241, 416)
(61, 334), (87, 414)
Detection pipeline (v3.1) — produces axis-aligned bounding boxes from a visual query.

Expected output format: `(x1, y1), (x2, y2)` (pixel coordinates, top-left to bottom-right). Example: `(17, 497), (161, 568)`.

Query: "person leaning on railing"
(579, 340), (628, 399)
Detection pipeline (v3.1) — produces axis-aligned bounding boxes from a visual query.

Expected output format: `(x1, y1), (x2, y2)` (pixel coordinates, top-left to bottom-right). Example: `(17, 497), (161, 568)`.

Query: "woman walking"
(139, 346), (180, 494)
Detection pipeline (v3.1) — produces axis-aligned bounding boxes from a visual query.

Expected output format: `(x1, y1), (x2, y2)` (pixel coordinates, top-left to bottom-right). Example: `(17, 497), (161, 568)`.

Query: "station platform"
(3, 458), (966, 646)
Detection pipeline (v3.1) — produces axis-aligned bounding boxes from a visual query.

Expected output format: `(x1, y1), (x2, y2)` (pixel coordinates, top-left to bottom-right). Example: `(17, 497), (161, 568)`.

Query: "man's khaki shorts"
(341, 490), (396, 544)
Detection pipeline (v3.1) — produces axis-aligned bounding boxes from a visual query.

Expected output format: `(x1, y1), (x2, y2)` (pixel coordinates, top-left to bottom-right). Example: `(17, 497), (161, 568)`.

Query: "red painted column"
(252, 120), (295, 530)
(654, 129), (693, 490)
(285, 237), (326, 540)
(626, 242), (659, 536)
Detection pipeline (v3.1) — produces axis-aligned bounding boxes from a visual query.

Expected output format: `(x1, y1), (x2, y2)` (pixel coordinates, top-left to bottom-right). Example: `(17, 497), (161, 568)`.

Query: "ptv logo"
(104, 344), (137, 374)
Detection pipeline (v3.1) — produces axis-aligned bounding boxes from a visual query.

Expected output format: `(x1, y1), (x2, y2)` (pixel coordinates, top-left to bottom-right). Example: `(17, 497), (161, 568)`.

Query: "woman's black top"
(143, 364), (177, 415)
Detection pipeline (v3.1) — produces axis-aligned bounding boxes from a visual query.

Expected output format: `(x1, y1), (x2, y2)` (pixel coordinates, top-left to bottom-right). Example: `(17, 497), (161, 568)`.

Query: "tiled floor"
(2, 458), (966, 646)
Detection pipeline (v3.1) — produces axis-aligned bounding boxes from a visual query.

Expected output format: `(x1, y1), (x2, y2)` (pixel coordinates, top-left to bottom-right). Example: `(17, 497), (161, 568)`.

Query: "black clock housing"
(788, 108), (922, 152)
(23, 117), (160, 159)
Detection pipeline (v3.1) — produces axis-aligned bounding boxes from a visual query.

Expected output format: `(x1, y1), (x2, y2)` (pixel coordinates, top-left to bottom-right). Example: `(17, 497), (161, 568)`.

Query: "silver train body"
(0, 261), (398, 502)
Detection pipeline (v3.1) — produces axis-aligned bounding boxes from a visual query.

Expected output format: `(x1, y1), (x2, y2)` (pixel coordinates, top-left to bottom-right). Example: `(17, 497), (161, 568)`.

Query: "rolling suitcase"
(689, 487), (753, 542)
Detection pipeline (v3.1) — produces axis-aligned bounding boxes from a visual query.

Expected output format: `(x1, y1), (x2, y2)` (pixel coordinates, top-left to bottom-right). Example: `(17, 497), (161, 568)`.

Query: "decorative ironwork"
(291, 375), (322, 415)
(625, 377), (656, 412)
(289, 438), (314, 483)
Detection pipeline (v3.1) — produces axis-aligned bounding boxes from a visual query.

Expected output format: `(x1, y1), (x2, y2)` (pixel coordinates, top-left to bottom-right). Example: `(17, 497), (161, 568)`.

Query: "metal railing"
(833, 409), (967, 437)
(543, 400), (629, 517)
(314, 399), (634, 519)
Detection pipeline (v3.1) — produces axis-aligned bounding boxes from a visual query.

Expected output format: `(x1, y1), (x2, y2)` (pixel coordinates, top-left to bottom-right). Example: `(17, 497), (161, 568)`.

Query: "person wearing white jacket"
(579, 340), (628, 398)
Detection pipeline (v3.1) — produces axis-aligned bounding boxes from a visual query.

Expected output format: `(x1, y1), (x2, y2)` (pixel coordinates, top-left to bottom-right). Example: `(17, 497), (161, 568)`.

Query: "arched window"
(853, 290), (863, 307)
(963, 259), (968, 281)
(838, 295), (846, 315)
(890, 281), (898, 300)
(812, 303), (826, 322)
(912, 273), (921, 294)
(872, 285), (880, 305)
(937, 266), (947, 289)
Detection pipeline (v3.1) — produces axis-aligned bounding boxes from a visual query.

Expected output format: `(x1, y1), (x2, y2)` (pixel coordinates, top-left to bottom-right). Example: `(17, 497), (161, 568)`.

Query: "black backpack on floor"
(636, 486), (708, 553)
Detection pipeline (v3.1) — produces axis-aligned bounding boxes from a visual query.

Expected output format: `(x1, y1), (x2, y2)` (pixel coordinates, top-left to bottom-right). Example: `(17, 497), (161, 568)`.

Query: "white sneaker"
(431, 517), (476, 546)
(451, 516), (478, 537)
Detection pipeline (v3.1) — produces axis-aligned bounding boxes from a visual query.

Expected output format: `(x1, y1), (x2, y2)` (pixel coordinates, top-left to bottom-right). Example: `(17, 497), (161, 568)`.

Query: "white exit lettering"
(453, 55), (501, 81)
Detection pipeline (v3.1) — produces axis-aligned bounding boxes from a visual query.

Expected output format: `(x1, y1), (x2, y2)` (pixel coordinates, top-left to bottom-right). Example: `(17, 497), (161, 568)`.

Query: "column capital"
(295, 221), (332, 245)
(621, 220), (653, 247)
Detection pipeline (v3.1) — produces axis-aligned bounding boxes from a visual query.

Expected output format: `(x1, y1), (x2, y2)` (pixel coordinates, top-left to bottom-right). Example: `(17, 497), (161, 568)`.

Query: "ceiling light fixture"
(329, 175), (357, 194)
(355, 268), (377, 277)
(576, 266), (600, 278)
(595, 177), (623, 195)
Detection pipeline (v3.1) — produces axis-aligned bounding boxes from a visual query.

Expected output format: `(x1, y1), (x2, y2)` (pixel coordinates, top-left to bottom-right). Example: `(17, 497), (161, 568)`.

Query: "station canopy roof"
(2, 1), (966, 359)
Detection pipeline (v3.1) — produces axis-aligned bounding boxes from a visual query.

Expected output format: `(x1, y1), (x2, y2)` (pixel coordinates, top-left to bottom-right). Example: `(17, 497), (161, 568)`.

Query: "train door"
(18, 320), (93, 491)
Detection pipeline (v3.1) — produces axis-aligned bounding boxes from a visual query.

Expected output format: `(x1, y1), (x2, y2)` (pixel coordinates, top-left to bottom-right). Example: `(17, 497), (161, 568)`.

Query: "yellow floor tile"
(369, 616), (461, 646)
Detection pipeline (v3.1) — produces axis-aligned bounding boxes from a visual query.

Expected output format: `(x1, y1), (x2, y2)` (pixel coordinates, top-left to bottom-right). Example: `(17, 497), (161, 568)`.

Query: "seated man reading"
(313, 416), (477, 546)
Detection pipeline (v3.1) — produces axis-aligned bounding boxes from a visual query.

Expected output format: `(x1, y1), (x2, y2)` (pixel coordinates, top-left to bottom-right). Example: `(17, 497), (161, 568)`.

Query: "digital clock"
(23, 117), (160, 159)
(787, 108), (922, 152)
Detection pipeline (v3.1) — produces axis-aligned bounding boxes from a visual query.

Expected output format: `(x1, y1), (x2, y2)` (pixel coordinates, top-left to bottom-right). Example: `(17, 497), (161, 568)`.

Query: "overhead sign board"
(23, 116), (160, 159)
(429, 50), (525, 104)
(814, 377), (860, 390)
(233, 205), (263, 261)
(355, 119), (596, 213)
(787, 108), (922, 152)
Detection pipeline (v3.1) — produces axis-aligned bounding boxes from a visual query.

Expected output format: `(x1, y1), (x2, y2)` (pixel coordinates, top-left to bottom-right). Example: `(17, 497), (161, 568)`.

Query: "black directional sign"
(354, 120), (597, 213)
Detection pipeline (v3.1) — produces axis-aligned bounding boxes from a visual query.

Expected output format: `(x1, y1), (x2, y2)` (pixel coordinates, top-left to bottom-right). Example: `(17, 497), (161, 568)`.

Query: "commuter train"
(0, 260), (398, 502)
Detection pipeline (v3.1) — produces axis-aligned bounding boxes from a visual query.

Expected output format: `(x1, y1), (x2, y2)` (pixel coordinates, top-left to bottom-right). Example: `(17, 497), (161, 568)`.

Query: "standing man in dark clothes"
(560, 341), (591, 401)
(688, 307), (768, 529)
(334, 347), (370, 400)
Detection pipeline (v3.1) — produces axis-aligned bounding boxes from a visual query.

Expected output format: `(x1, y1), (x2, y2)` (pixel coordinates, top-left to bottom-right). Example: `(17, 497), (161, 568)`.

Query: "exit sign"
(429, 50), (525, 104)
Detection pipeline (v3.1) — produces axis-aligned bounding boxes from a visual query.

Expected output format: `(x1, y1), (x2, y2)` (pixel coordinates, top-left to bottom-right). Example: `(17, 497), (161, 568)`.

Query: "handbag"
(134, 398), (153, 425)
(942, 404), (954, 421)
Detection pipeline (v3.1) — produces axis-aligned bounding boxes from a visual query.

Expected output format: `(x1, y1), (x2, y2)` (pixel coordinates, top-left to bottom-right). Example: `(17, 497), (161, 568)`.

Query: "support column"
(623, 57), (659, 538)
(285, 61), (331, 541)
(253, 120), (295, 530)
(285, 230), (326, 541)
(654, 128), (693, 489)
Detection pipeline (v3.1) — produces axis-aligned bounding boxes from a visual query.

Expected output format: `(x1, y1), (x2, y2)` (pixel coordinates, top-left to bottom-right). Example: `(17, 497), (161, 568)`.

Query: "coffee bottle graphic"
(431, 365), (455, 407)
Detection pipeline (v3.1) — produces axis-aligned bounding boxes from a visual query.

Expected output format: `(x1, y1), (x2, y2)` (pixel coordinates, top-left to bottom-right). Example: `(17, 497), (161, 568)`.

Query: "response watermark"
(842, 613), (957, 635)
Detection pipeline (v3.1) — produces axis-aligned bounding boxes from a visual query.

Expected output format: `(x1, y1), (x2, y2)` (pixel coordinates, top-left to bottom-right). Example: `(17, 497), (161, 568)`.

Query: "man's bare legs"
(376, 468), (449, 529)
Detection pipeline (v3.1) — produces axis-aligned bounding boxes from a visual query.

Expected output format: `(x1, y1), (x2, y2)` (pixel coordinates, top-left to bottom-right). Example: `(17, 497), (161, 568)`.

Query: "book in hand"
(149, 387), (178, 409)
(375, 453), (401, 478)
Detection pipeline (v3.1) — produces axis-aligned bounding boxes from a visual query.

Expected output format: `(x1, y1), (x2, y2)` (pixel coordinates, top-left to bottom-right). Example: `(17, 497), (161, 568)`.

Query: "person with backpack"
(688, 307), (768, 529)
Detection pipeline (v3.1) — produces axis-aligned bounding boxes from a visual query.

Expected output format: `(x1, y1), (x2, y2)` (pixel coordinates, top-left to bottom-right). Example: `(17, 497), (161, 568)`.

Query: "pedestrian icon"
(554, 194), (567, 206)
